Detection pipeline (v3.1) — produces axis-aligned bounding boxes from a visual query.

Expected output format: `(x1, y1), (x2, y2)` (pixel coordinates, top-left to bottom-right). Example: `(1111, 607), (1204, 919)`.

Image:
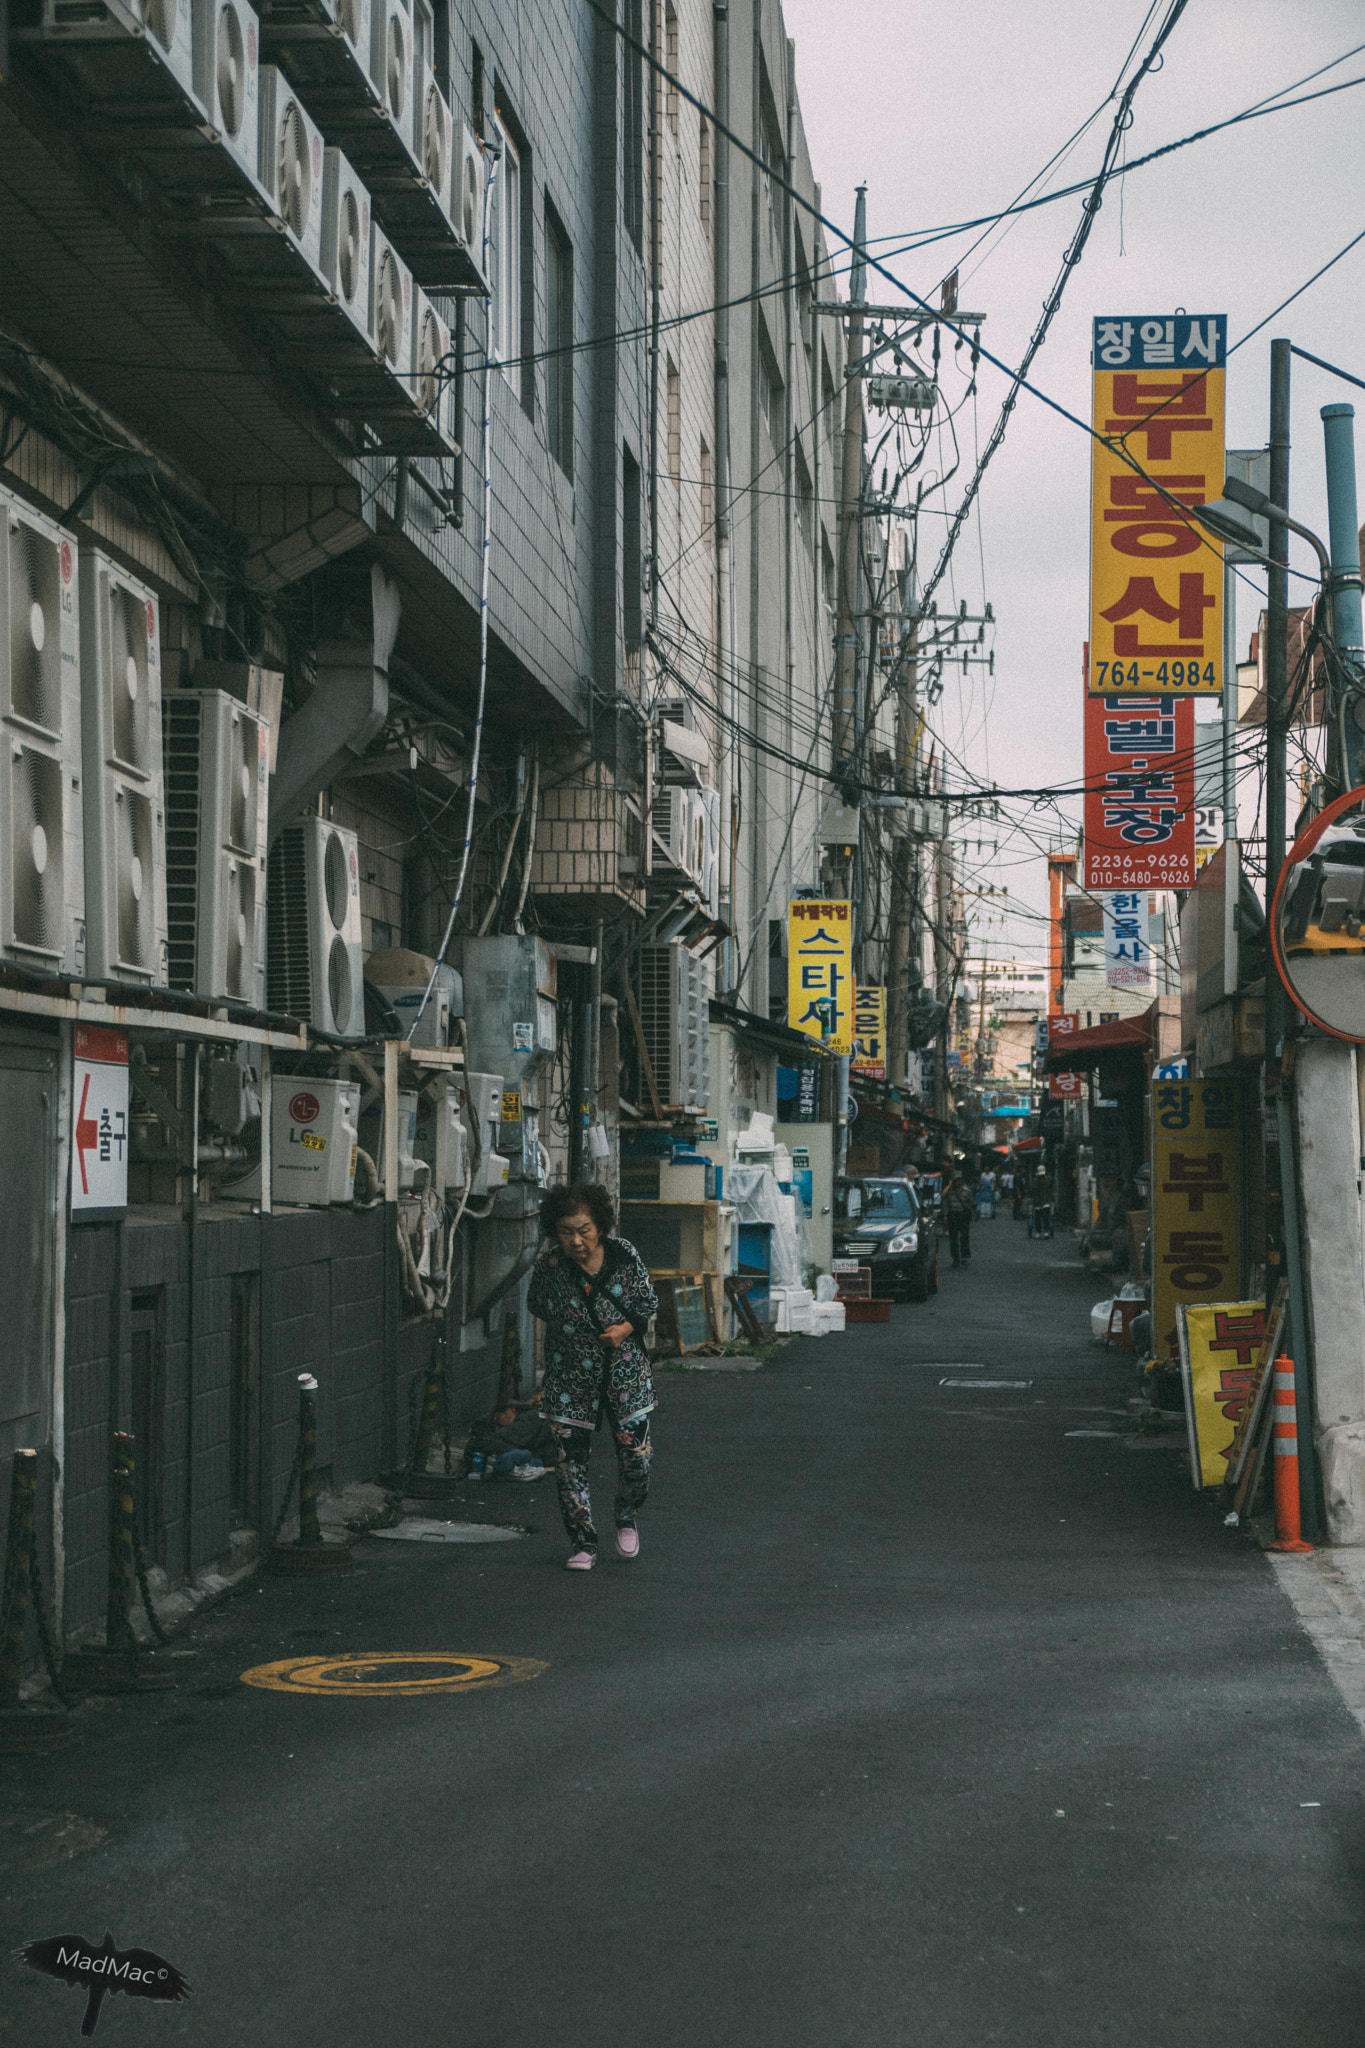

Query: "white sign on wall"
(71, 1024), (129, 1219)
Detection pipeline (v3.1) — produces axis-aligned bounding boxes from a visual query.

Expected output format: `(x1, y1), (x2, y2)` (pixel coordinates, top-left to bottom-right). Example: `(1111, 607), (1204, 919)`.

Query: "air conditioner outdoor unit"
(0, 494), (84, 976)
(455, 123), (486, 278)
(194, 0), (262, 187)
(410, 287), (456, 446)
(319, 146), (373, 343)
(656, 785), (705, 886)
(414, 1076), (468, 1194)
(33, 0), (203, 120)
(266, 814), (365, 1038)
(369, 220), (413, 375)
(414, 54), (453, 218)
(697, 783), (720, 920)
(78, 548), (168, 985)
(258, 64), (326, 279)
(163, 690), (268, 1004)
(637, 941), (710, 1111)
(334, 0), (373, 87)
(463, 1070), (509, 1196)
(369, 0), (419, 173)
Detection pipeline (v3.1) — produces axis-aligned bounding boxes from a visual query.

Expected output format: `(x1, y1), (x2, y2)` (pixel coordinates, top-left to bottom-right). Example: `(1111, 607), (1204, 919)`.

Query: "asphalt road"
(7, 1214), (1365, 2046)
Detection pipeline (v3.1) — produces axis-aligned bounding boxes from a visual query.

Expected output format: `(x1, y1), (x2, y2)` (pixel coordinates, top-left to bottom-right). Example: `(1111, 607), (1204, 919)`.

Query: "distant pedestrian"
(944, 1174), (974, 1268)
(1029, 1170), (1054, 1240)
(527, 1183), (659, 1571)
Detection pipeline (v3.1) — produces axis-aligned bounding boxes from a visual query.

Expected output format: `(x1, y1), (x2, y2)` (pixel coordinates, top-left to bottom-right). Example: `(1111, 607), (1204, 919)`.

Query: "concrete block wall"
(60, 1203), (504, 1642)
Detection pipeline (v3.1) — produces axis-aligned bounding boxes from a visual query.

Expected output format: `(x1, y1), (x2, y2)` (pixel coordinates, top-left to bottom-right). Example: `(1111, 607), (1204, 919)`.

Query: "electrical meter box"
(269, 1079), (360, 1205)
(457, 936), (556, 1182)
(464, 1069), (509, 1196)
(415, 1077), (469, 1194)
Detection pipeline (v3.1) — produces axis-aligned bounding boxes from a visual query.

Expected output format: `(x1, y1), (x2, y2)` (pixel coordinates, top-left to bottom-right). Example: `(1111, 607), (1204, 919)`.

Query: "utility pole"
(886, 600), (918, 1092)
(932, 806), (952, 1145)
(1265, 340), (1291, 1037)
(832, 185), (867, 821)
(1322, 403), (1365, 791)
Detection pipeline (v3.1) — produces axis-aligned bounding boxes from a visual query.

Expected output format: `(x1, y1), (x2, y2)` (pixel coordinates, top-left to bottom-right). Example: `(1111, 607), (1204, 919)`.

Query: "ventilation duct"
(268, 564), (400, 846)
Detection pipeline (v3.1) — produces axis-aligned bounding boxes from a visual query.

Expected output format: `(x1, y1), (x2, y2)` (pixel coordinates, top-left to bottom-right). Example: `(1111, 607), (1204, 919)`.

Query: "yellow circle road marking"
(239, 1653), (547, 1697)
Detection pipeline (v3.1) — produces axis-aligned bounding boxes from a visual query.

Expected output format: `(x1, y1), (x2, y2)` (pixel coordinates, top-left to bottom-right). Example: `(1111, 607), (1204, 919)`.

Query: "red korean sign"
(1083, 693), (1196, 889)
(1048, 1070), (1082, 1098)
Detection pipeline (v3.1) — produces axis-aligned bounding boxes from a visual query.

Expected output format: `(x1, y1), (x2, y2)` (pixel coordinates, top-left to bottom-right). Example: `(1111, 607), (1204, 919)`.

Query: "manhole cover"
(238, 1652), (546, 1697)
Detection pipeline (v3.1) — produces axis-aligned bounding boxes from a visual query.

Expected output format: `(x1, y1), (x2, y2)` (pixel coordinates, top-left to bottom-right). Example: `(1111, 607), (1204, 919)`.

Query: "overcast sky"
(780, 0), (1365, 959)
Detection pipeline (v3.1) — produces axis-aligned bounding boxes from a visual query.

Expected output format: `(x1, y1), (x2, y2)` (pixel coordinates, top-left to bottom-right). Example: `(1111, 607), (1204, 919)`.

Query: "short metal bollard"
(63, 1434), (174, 1694)
(403, 1339), (464, 1499)
(270, 1374), (354, 1575)
(0, 1448), (73, 1749)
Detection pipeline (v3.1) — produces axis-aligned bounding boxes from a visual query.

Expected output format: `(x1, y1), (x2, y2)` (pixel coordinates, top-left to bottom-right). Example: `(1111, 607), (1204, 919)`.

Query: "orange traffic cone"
(1270, 1354), (1314, 1553)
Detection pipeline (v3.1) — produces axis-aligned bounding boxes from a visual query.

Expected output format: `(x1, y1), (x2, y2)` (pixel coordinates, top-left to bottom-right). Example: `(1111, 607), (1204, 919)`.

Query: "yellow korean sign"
(1176, 1300), (1267, 1489)
(851, 986), (887, 1080)
(1088, 314), (1226, 697)
(787, 900), (853, 1053)
(1151, 1078), (1240, 1363)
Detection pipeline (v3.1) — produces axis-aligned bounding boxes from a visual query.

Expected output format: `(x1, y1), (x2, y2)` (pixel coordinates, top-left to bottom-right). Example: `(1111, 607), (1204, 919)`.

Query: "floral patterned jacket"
(527, 1236), (659, 1431)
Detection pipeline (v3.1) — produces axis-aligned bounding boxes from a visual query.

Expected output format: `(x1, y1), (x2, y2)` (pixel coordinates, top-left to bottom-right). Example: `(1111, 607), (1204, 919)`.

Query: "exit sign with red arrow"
(71, 1024), (129, 1220)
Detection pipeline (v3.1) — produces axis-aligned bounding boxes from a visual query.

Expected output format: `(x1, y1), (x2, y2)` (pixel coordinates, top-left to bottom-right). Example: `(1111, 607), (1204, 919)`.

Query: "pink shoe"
(565, 1549), (596, 1571)
(615, 1524), (640, 1560)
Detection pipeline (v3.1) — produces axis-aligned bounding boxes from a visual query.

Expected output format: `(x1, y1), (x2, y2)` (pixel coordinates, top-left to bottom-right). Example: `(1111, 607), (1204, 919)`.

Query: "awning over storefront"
(1044, 1012), (1152, 1072)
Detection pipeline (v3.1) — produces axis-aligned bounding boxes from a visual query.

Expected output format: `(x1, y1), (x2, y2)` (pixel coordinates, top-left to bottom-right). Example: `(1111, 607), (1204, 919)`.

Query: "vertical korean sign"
(787, 901), (853, 1054)
(1102, 891), (1154, 989)
(71, 1024), (129, 1221)
(1152, 1078), (1240, 1362)
(851, 986), (887, 1080)
(1083, 694), (1196, 888)
(1088, 315), (1226, 698)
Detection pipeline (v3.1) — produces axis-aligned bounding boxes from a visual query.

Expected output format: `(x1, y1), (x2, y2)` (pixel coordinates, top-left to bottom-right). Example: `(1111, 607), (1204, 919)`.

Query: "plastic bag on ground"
(1091, 1299), (1115, 1343)
(815, 1274), (839, 1302)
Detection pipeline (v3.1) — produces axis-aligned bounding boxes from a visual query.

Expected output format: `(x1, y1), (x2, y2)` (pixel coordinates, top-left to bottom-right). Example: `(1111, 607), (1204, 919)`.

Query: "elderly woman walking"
(527, 1183), (659, 1571)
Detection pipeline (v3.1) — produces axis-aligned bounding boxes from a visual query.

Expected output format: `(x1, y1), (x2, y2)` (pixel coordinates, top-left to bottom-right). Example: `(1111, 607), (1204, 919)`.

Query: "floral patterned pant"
(550, 1418), (652, 1552)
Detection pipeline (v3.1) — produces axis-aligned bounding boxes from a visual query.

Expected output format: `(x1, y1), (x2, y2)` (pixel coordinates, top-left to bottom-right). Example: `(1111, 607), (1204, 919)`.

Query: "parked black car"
(832, 1176), (939, 1301)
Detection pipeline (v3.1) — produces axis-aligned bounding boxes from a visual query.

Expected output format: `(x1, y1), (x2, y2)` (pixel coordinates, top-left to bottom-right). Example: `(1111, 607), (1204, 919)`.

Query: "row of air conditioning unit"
(0, 484), (367, 1037)
(29, 0), (481, 449)
(246, 1061), (508, 1208)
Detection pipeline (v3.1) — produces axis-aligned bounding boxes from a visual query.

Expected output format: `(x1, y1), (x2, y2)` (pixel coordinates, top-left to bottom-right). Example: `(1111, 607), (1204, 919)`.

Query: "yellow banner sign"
(1177, 1300), (1267, 1489)
(1088, 314), (1226, 697)
(787, 900), (853, 1053)
(1152, 1078), (1240, 1362)
(851, 986), (887, 1080)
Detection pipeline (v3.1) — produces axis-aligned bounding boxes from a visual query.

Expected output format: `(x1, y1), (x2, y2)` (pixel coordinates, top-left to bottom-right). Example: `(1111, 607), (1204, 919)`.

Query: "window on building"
(471, 40), (484, 138)
(491, 108), (526, 405)
(546, 201), (573, 477)
(664, 2), (678, 133)
(757, 327), (783, 446)
(821, 531), (835, 613)
(623, 443), (642, 650)
(624, 0), (644, 251)
(822, 348), (837, 442)
(795, 234), (813, 357)
(699, 113), (711, 234)
(666, 357), (680, 487)
(794, 443), (813, 550)
(700, 438), (713, 540)
(431, 0), (450, 92)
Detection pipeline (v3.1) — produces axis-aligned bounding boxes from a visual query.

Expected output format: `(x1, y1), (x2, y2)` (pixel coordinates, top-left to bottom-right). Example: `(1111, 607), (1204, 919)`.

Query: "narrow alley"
(8, 1217), (1364, 2047)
